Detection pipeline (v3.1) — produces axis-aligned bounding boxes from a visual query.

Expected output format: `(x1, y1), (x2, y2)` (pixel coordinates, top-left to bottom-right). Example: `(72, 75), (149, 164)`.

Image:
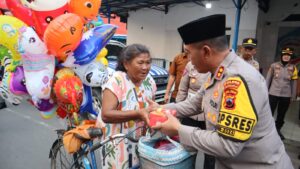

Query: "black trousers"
(269, 95), (291, 131)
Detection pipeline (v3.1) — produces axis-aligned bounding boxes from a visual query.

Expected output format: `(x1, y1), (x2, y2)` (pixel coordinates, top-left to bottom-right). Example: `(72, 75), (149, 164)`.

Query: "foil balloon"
(5, 0), (34, 26)
(85, 15), (104, 31)
(18, 27), (55, 99)
(0, 45), (14, 71)
(10, 66), (28, 95)
(0, 15), (26, 71)
(73, 61), (108, 87)
(68, 0), (101, 23)
(0, 71), (23, 105)
(44, 13), (84, 62)
(99, 57), (108, 67)
(20, 0), (68, 11)
(40, 105), (57, 119)
(56, 107), (67, 119)
(73, 24), (117, 65)
(54, 75), (83, 114)
(96, 47), (108, 61)
(34, 98), (55, 112)
(54, 68), (75, 80)
(80, 84), (98, 117)
(20, 0), (69, 38)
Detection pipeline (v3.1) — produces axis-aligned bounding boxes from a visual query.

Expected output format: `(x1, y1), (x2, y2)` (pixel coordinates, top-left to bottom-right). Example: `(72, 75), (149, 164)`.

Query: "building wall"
(256, 0), (300, 74)
(127, 0), (259, 62)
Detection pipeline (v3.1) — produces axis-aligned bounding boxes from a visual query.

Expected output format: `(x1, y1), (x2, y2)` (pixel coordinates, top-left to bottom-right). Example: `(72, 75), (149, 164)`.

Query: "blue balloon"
(79, 84), (98, 117)
(74, 24), (117, 65)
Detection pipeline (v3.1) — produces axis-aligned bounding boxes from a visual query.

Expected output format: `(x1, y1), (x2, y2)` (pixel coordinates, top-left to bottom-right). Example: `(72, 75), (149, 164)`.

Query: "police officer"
(147, 14), (292, 169)
(241, 38), (260, 70)
(266, 47), (298, 140)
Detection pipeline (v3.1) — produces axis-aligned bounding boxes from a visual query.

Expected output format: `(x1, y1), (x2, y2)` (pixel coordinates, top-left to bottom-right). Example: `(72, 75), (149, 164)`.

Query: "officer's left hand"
(151, 113), (181, 137)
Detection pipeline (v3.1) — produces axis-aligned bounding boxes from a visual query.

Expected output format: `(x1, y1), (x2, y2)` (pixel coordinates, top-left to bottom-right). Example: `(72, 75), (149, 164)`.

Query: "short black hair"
(194, 35), (229, 52)
(116, 44), (150, 72)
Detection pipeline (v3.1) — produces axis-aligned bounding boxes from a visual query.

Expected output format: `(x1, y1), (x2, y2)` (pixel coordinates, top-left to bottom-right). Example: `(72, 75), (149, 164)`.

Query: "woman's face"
(124, 53), (151, 83)
(282, 54), (291, 62)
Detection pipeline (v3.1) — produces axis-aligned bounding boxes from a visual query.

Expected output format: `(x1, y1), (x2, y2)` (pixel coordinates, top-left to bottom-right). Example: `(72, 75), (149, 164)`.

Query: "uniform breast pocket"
(205, 100), (219, 126)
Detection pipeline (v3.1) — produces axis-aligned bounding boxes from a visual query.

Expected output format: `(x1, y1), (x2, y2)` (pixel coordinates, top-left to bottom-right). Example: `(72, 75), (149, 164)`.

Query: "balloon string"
(73, 112), (79, 126)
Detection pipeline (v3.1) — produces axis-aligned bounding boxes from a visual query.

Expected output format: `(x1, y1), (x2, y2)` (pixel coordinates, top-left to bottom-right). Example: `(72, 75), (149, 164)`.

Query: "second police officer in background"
(240, 38), (260, 71)
(266, 47), (298, 140)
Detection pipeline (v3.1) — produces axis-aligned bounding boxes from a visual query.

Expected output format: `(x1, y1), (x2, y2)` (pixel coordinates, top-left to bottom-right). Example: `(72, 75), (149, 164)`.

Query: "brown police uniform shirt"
(266, 62), (298, 98)
(166, 51), (292, 169)
(176, 62), (209, 102)
(169, 53), (189, 98)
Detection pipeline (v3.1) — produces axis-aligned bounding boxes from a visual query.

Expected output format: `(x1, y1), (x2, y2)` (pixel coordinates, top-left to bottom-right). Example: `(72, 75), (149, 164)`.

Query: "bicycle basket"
(138, 135), (196, 169)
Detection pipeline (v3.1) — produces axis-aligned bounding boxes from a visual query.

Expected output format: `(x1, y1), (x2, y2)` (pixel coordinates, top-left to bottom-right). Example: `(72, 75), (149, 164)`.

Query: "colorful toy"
(10, 66), (28, 95)
(5, 0), (34, 26)
(68, 0), (101, 23)
(44, 13), (84, 62)
(18, 27), (55, 99)
(73, 24), (117, 65)
(0, 15), (26, 71)
(73, 61), (108, 87)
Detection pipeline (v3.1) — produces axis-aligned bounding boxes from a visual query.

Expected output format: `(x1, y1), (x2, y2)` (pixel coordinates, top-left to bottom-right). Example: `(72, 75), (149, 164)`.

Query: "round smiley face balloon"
(44, 13), (84, 62)
(68, 0), (102, 23)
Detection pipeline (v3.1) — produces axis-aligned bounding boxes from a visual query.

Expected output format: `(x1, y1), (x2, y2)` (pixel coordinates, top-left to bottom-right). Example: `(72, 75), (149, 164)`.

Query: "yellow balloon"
(99, 57), (108, 67)
(0, 16), (27, 71)
(96, 47), (108, 62)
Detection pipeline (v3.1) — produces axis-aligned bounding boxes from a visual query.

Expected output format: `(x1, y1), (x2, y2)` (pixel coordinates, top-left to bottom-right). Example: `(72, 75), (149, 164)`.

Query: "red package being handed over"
(149, 108), (176, 127)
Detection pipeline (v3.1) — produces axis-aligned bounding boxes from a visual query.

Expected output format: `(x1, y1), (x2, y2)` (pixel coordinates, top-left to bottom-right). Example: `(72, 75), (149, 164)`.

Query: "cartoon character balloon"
(44, 13), (84, 62)
(54, 75), (83, 114)
(73, 24), (117, 65)
(20, 0), (69, 38)
(0, 16), (26, 71)
(18, 27), (55, 99)
(10, 66), (28, 95)
(21, 0), (68, 11)
(68, 0), (101, 23)
(5, 0), (34, 27)
(73, 61), (108, 87)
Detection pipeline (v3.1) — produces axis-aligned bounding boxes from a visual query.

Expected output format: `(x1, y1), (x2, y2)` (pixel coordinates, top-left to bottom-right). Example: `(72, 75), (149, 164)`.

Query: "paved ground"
(0, 101), (300, 169)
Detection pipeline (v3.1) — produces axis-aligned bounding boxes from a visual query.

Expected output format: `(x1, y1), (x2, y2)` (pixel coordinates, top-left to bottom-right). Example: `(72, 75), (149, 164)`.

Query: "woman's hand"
(137, 108), (151, 126)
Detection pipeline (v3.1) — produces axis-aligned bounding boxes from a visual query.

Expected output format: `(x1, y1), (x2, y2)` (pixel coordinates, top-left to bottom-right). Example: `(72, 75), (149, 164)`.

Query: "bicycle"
(49, 124), (142, 169)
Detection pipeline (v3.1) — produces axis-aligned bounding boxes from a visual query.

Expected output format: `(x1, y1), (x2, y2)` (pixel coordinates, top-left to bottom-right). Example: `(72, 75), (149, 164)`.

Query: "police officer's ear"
(202, 45), (212, 58)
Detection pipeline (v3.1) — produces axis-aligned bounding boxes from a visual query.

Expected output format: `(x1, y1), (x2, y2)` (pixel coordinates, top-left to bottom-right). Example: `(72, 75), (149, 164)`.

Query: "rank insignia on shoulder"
(215, 66), (225, 80)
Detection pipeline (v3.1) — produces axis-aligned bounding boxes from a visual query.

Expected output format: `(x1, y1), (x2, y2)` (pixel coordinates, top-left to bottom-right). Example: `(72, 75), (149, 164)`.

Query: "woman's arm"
(101, 89), (148, 124)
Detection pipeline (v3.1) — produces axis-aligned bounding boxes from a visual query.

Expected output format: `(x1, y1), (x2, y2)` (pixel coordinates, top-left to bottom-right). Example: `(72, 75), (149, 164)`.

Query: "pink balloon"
(5, 0), (34, 26)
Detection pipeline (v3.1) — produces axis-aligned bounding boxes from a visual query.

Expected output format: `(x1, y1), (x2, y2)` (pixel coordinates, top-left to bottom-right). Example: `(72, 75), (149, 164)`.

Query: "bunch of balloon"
(0, 0), (118, 125)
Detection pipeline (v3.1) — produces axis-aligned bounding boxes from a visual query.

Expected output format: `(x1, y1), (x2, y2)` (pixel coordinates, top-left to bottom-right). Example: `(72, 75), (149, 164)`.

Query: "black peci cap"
(242, 38), (257, 48)
(178, 14), (226, 45)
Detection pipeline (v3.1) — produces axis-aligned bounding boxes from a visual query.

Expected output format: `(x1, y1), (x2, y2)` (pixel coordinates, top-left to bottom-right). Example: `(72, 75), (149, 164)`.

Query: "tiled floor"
(281, 101), (300, 169)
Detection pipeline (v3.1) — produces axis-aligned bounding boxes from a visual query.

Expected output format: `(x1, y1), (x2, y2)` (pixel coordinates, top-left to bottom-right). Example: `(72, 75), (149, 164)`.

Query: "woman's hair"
(116, 44), (150, 72)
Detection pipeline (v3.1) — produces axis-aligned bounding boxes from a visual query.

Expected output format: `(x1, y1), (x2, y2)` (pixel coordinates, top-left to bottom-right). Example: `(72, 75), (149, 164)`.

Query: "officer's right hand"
(164, 93), (169, 103)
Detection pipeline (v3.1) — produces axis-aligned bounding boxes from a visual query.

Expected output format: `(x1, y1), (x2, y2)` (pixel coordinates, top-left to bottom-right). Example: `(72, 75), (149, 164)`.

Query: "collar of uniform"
(277, 61), (292, 67)
(213, 50), (236, 81)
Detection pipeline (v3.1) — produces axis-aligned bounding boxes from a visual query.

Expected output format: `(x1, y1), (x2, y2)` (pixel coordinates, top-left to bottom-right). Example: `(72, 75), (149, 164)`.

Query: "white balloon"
(18, 27), (55, 99)
(73, 61), (108, 87)
(20, 0), (68, 11)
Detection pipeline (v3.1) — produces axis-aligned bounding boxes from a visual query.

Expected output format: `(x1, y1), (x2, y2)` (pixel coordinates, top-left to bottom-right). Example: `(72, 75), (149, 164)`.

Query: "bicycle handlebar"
(90, 133), (139, 152)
